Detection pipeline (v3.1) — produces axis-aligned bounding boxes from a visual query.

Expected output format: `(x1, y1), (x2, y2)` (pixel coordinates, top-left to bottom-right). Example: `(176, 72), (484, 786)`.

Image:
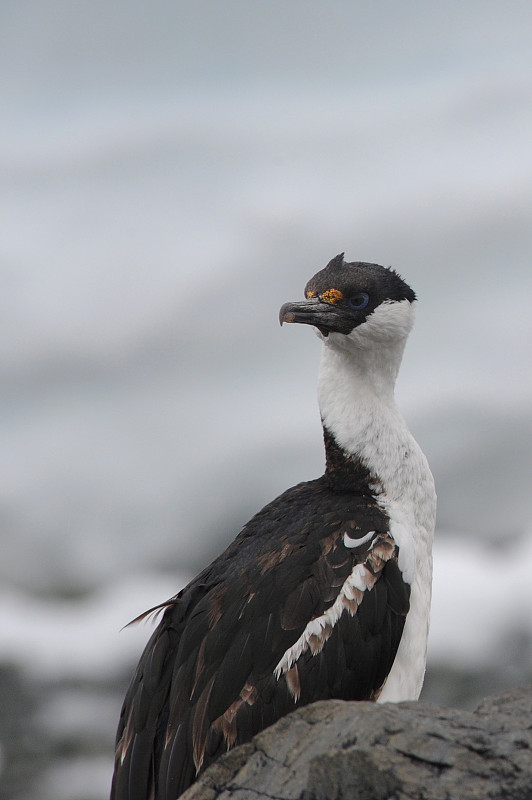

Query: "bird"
(111, 254), (436, 800)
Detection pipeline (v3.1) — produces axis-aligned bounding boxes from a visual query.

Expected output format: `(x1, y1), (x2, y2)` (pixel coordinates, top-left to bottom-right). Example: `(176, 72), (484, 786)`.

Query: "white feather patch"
(343, 529), (376, 549)
(274, 557), (377, 680)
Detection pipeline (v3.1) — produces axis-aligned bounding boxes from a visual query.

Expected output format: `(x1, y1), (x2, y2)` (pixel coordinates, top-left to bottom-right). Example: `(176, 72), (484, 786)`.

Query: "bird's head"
(279, 254), (417, 354)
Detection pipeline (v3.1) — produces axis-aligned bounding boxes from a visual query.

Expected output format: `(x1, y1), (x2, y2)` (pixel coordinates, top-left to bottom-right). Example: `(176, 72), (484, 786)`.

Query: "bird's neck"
(318, 336), (415, 500)
(323, 426), (375, 493)
(318, 334), (407, 433)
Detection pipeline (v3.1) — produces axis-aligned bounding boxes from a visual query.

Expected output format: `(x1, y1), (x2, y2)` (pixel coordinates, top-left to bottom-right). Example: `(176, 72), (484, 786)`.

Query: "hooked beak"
(279, 298), (350, 337)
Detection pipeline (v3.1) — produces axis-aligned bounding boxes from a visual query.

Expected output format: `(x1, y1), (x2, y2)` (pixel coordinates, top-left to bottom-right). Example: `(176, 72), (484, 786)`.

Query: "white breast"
(360, 425), (436, 702)
(376, 495), (435, 702)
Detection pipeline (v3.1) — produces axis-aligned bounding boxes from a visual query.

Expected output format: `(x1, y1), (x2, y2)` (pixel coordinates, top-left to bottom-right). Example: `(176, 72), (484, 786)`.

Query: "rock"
(182, 686), (532, 800)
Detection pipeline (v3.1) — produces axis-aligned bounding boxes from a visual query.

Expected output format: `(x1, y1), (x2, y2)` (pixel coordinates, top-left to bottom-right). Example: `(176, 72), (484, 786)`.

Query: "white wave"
(0, 573), (187, 680)
(429, 534), (532, 666)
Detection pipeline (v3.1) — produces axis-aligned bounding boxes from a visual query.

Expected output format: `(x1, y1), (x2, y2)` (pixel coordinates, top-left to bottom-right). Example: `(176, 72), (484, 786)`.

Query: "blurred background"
(1, 1), (532, 798)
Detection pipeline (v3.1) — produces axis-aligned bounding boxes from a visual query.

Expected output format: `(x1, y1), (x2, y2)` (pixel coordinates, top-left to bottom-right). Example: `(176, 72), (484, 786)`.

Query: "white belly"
(376, 497), (434, 703)
(377, 565), (432, 702)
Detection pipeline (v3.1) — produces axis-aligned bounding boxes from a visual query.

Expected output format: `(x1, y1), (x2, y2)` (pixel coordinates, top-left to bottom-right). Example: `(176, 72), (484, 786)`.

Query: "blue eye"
(348, 292), (369, 310)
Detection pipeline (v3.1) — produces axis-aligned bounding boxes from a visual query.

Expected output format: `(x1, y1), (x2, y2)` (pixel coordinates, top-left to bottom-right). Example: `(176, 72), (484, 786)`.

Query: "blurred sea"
(1, 2), (532, 798)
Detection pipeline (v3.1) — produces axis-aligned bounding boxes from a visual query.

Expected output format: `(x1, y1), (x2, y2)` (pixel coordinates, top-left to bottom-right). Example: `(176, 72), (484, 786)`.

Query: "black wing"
(111, 477), (409, 800)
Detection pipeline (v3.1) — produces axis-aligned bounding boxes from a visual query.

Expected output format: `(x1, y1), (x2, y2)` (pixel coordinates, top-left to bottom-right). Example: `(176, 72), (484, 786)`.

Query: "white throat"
(318, 301), (417, 495)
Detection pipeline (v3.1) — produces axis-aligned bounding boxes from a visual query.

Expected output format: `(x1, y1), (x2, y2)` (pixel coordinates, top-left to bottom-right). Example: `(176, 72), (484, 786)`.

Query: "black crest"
(305, 255), (416, 304)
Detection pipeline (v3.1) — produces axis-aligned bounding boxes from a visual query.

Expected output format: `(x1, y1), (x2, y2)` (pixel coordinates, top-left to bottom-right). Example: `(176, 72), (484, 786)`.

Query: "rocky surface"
(182, 685), (532, 800)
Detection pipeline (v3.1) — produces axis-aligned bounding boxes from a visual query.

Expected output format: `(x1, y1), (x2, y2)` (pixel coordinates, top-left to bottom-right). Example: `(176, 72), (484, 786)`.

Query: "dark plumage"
(111, 255), (435, 800)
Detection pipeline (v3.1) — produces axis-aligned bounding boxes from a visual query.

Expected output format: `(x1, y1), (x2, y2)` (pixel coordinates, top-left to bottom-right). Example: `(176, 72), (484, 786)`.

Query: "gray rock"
(182, 685), (532, 800)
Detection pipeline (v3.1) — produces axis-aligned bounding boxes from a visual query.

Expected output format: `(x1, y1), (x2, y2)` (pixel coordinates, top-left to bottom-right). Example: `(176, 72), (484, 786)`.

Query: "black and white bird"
(111, 254), (436, 800)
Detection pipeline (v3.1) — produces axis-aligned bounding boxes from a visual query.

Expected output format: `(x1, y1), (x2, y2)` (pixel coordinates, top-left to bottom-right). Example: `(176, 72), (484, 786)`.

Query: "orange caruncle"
(321, 288), (343, 304)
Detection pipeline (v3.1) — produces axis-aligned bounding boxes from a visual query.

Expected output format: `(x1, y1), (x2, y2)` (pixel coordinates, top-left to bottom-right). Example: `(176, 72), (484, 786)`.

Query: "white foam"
(0, 573), (187, 680)
(429, 534), (532, 666)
